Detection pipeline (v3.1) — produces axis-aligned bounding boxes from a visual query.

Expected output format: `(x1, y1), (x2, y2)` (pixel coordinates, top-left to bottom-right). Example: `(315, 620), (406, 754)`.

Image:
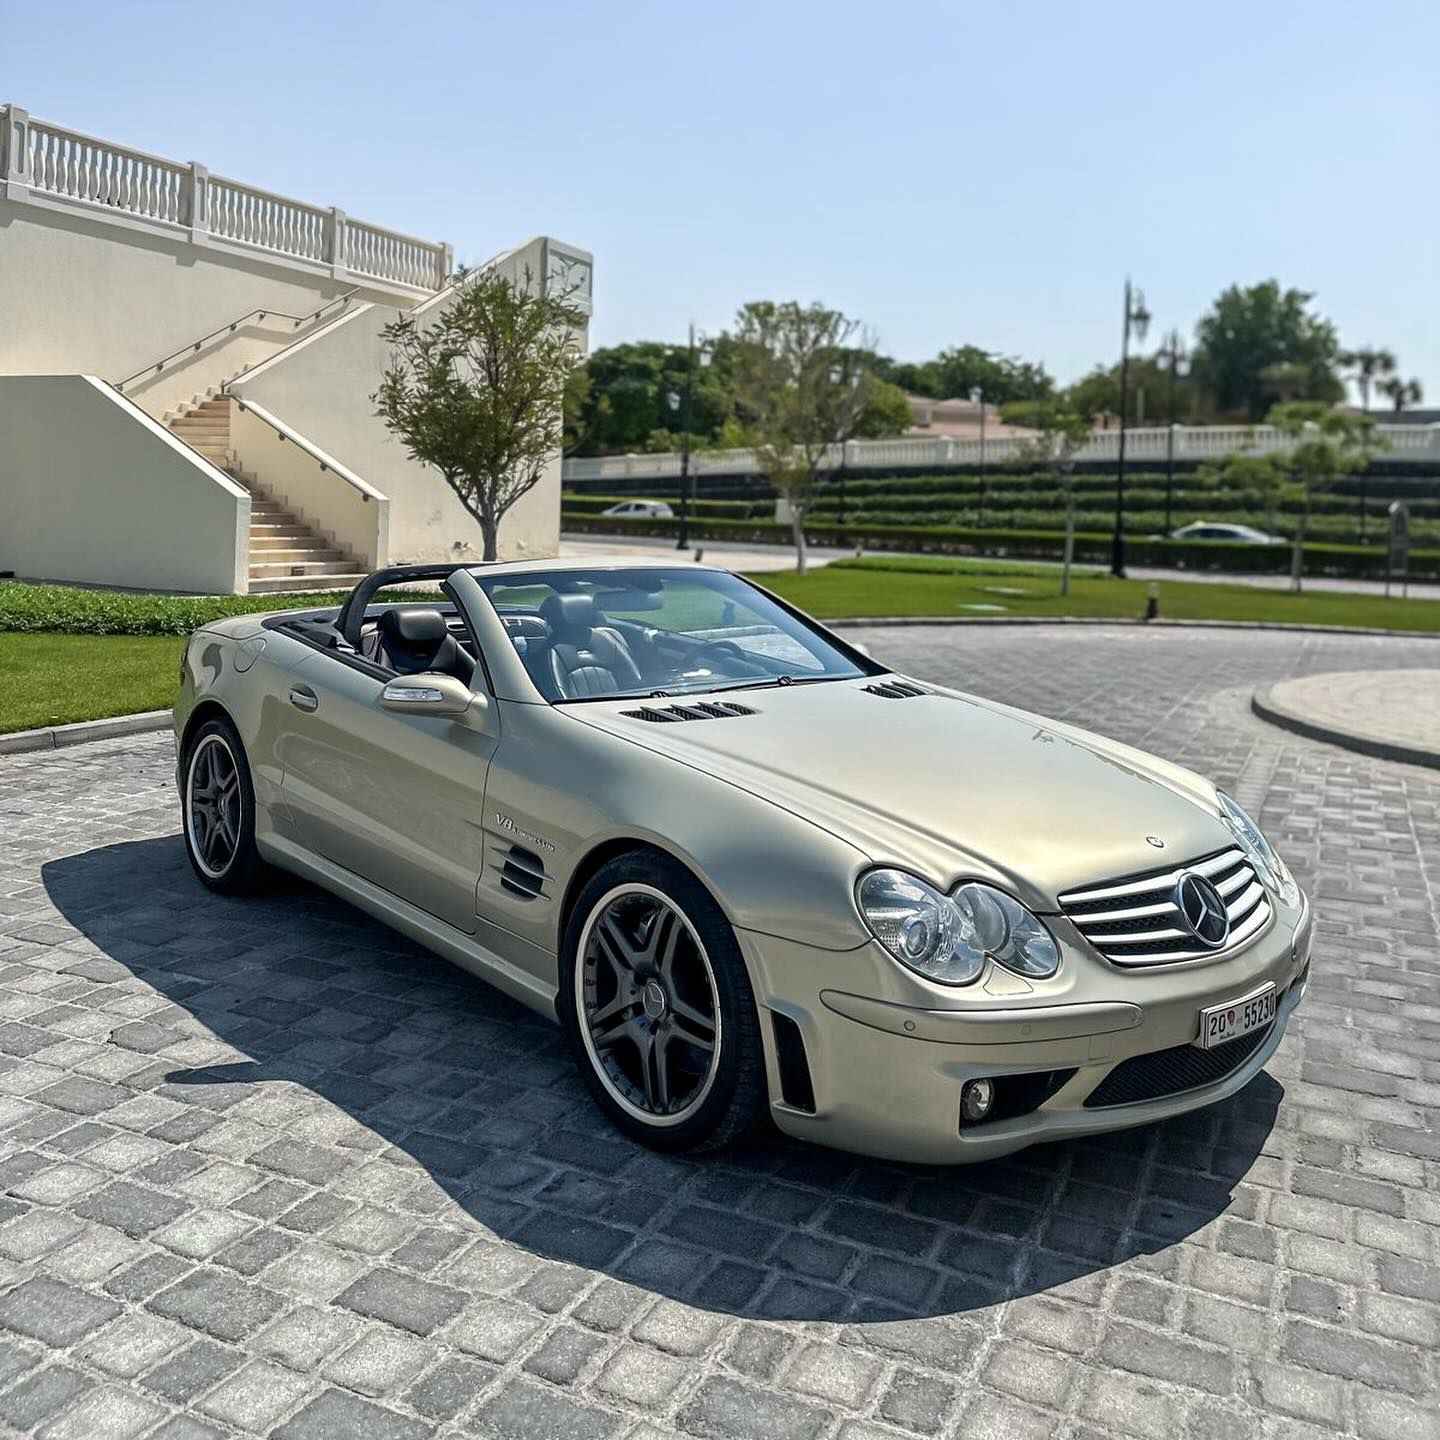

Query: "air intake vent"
(500, 845), (546, 899)
(864, 680), (926, 699)
(622, 701), (757, 723)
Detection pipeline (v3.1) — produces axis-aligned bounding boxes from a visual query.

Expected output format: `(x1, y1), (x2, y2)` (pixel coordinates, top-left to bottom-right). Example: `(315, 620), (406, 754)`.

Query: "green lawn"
(758, 566), (1440, 631)
(0, 633), (182, 734)
(2, 569), (1437, 735)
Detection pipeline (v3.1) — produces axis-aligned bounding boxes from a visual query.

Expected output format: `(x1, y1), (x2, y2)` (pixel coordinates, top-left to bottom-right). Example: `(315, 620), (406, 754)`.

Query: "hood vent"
(623, 701), (757, 723)
(500, 845), (546, 899)
(864, 680), (926, 699)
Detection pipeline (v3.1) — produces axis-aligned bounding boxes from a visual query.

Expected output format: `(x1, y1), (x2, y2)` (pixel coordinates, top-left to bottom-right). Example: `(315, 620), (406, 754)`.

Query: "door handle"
(288, 686), (319, 713)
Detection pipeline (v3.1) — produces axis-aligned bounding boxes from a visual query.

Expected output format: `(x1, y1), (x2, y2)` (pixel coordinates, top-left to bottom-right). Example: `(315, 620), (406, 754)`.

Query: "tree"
(1339, 346), (1396, 413)
(853, 378), (915, 438)
(1001, 399), (1095, 596)
(1266, 402), (1380, 591)
(1192, 281), (1343, 421)
(872, 347), (1053, 405)
(731, 301), (872, 573)
(375, 268), (583, 562)
(1378, 376), (1423, 413)
(1195, 451), (1290, 536)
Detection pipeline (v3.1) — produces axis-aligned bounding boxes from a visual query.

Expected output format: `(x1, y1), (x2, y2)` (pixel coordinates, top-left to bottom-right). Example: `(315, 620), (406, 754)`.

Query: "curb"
(1250, 686), (1440, 772)
(828, 616), (1440, 639)
(0, 710), (172, 757)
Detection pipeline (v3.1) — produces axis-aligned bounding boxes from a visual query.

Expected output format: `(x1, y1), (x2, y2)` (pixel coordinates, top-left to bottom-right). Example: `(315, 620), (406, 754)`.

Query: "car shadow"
(42, 837), (1283, 1325)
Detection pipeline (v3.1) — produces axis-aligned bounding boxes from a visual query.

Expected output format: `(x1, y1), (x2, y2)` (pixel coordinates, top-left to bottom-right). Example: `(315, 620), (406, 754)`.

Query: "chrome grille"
(1059, 847), (1271, 967)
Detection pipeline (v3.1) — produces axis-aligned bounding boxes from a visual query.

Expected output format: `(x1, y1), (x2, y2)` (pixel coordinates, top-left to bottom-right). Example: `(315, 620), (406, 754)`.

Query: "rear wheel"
(181, 717), (268, 895)
(560, 852), (766, 1152)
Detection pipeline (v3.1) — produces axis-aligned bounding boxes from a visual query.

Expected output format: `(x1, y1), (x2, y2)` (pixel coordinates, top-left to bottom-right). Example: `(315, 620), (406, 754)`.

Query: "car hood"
(563, 677), (1232, 910)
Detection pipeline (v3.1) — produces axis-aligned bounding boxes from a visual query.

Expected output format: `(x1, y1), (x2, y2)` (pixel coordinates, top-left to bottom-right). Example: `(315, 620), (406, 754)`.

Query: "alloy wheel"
(186, 734), (242, 879)
(576, 884), (721, 1126)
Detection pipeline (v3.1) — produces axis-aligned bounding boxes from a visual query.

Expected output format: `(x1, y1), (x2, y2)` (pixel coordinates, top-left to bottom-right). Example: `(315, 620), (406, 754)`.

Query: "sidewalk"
(1252, 669), (1440, 770)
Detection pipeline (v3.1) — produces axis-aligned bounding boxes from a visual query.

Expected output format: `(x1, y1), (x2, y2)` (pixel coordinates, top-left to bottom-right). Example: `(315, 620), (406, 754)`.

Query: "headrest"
(378, 608), (448, 645)
(540, 592), (599, 637)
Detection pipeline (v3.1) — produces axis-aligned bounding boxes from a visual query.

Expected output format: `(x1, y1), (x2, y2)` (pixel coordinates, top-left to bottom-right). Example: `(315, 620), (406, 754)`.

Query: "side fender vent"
(500, 845), (546, 900)
(771, 1012), (816, 1113)
(864, 680), (927, 699)
(623, 701), (757, 723)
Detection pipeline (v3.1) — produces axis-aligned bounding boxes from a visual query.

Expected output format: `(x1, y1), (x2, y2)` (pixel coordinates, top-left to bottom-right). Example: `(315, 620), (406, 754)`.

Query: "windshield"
(475, 567), (874, 703)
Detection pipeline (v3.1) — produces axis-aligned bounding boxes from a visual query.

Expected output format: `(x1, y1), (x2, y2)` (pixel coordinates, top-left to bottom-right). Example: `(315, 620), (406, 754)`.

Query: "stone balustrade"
(564, 422), (1440, 483)
(1, 103), (451, 294)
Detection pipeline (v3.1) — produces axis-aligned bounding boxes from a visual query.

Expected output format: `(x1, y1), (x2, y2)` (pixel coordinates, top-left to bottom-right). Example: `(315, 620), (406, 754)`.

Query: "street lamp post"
(829, 363), (861, 529)
(969, 385), (986, 525)
(1158, 328), (1189, 535)
(1110, 279), (1152, 577)
(669, 323), (712, 550)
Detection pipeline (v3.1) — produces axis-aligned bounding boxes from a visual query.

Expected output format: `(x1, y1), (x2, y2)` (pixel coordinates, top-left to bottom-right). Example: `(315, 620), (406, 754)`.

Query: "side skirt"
(258, 833), (559, 1022)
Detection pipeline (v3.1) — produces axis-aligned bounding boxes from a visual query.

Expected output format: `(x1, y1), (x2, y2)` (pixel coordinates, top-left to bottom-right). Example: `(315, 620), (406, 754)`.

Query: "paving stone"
(405, 1353), (495, 1420)
(147, 1268), (287, 1342)
(0, 1365), (91, 1431)
(679, 1375), (832, 1440)
(336, 1265), (467, 1336)
(322, 1327), (430, 1395)
(199, 1357), (315, 1430)
(523, 1324), (607, 1386)
(0, 1275), (121, 1345)
(273, 1387), (433, 1440)
(596, 1341), (690, 1406)
(784, 1342), (883, 1409)
(139, 1339), (246, 1404)
(36, 1384), (168, 1440)
(470, 1377), (621, 1439)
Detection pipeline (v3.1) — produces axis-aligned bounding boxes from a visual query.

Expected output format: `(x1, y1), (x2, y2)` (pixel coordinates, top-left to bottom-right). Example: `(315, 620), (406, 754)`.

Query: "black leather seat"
(373, 608), (475, 685)
(539, 593), (643, 699)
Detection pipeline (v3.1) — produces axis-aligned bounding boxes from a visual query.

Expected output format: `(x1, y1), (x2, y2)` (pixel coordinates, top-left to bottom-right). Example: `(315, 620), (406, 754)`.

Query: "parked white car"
(1170, 522), (1284, 545)
(603, 500), (675, 519)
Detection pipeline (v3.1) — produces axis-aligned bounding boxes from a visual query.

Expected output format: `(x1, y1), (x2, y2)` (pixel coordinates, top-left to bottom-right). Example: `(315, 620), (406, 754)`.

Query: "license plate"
(1197, 984), (1276, 1050)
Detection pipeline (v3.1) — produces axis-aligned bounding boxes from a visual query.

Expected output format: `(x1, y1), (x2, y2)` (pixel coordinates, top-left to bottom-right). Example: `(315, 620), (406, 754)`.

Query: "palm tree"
(1340, 347), (1396, 413)
(1378, 376), (1423, 414)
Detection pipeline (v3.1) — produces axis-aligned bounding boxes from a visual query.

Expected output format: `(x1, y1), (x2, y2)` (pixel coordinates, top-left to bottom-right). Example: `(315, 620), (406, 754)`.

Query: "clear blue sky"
(4, 1), (1437, 398)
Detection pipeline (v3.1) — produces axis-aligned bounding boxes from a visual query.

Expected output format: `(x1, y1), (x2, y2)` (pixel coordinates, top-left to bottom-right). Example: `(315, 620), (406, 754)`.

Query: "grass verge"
(0, 633), (182, 734)
(758, 567), (1440, 630)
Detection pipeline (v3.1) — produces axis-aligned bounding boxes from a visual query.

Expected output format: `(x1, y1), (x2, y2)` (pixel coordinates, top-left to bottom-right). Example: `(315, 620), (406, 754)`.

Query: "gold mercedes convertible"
(174, 559), (1311, 1164)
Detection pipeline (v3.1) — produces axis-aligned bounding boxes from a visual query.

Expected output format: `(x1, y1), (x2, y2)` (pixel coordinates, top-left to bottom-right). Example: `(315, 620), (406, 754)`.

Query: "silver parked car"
(174, 560), (1311, 1164)
(602, 499), (675, 518)
(1170, 521), (1284, 545)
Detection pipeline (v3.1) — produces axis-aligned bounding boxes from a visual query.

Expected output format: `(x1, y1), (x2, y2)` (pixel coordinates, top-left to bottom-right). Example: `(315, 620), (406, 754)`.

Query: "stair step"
(250, 532), (320, 547)
(249, 547), (347, 563)
(248, 559), (362, 577)
(248, 573), (368, 595)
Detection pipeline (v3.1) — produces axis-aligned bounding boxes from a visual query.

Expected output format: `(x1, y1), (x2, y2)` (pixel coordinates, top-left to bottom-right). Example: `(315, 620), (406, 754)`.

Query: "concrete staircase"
(167, 396), (368, 594)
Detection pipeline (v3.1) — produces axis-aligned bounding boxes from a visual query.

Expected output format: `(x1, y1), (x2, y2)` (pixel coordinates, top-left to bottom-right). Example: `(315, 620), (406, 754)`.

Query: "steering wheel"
(674, 639), (769, 678)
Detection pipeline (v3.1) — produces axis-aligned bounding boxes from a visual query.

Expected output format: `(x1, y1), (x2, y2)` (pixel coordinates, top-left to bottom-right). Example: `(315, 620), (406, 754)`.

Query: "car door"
(277, 637), (498, 934)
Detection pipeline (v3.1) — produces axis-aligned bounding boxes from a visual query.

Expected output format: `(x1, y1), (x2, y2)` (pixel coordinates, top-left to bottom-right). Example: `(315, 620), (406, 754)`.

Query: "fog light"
(960, 1078), (996, 1124)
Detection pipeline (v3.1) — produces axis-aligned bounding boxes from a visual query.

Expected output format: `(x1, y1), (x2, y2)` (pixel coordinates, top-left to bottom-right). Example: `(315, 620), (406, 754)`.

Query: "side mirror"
(381, 674), (490, 731)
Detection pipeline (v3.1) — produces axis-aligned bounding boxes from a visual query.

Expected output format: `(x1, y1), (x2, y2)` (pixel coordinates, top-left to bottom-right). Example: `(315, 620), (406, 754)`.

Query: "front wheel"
(559, 852), (766, 1152)
(181, 717), (269, 895)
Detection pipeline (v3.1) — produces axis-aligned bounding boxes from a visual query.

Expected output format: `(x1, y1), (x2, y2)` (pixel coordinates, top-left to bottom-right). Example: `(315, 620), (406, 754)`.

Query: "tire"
(559, 851), (767, 1152)
(180, 716), (269, 895)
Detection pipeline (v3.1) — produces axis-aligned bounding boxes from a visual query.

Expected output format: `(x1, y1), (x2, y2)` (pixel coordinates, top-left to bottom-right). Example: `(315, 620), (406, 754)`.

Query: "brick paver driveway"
(0, 625), (1436, 1440)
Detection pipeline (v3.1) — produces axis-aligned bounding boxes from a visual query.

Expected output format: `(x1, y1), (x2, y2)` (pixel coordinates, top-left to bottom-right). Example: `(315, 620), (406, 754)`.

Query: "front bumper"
(741, 895), (1311, 1165)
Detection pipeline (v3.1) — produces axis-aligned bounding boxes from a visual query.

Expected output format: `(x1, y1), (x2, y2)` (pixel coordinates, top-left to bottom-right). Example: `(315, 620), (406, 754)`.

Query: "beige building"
(0, 102), (591, 594)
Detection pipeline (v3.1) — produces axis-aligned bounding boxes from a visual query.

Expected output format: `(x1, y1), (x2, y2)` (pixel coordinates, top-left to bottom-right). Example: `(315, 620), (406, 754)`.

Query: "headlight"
(856, 870), (1059, 985)
(1217, 792), (1299, 906)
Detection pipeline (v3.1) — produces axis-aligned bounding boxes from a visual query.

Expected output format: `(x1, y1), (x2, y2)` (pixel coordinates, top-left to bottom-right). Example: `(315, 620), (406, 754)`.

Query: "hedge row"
(0, 582), (438, 637)
(561, 513), (1440, 582)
